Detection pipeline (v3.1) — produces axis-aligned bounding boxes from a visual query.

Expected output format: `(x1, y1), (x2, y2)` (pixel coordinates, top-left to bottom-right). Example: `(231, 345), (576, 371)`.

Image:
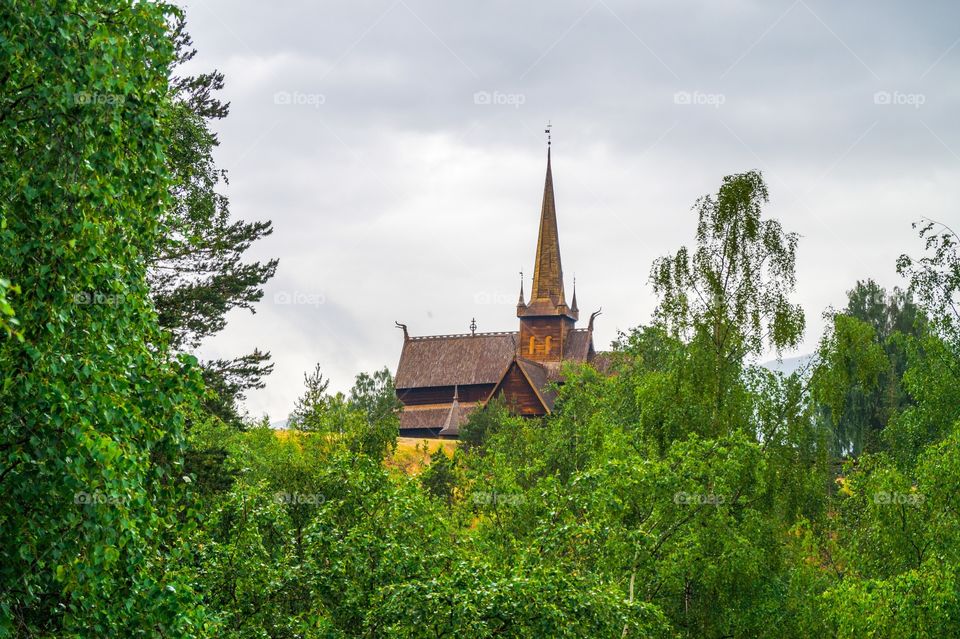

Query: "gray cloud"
(182, 0), (960, 420)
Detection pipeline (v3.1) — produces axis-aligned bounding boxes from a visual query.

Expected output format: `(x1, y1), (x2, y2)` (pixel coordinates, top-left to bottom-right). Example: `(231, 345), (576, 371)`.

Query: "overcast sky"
(179, 0), (960, 422)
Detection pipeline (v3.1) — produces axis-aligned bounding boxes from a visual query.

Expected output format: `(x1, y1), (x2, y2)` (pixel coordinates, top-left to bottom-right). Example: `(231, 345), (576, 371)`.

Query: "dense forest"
(2, 2), (959, 637)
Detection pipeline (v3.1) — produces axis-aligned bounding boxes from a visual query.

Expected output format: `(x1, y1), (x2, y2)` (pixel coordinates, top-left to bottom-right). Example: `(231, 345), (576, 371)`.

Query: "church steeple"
(517, 131), (579, 363)
(530, 146), (565, 305)
(519, 141), (577, 321)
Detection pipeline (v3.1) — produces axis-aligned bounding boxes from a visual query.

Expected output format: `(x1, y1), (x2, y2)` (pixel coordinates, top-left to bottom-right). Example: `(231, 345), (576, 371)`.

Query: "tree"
(420, 447), (457, 503)
(883, 220), (960, 465)
(811, 313), (890, 456)
(897, 219), (960, 345)
(148, 13), (278, 428)
(811, 280), (924, 456)
(288, 363), (331, 432)
(0, 2), (209, 634)
(288, 365), (399, 458)
(0, 277), (20, 340)
(459, 396), (512, 452)
(651, 171), (804, 359)
(651, 171), (805, 434)
(347, 367), (401, 458)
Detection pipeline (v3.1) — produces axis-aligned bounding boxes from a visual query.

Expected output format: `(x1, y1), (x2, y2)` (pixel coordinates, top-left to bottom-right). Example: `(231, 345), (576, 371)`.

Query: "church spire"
(529, 145), (566, 307)
(518, 133), (576, 322)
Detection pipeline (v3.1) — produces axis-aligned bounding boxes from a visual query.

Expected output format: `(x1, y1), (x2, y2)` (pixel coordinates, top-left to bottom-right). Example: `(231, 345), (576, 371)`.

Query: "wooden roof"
(397, 401), (477, 433)
(438, 392), (473, 437)
(394, 332), (518, 389)
(563, 328), (593, 361)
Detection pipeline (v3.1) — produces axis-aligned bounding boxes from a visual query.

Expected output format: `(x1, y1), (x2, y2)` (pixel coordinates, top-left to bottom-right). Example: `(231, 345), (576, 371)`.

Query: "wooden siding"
(398, 384), (493, 406)
(518, 316), (575, 363)
(492, 362), (547, 416)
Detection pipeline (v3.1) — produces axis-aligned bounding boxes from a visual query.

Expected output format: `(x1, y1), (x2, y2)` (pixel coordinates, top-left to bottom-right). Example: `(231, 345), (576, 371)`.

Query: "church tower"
(393, 130), (601, 436)
(516, 144), (578, 362)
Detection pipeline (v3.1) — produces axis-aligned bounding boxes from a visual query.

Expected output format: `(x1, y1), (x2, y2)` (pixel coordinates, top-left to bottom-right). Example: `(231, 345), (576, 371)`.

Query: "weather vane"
(470, 317), (477, 336)
(545, 121), (552, 146)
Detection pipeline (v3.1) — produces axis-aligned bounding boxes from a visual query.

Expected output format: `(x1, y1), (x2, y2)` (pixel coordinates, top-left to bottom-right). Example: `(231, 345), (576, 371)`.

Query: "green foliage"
(651, 170), (804, 358)
(4, 16), (957, 633)
(0, 1), (210, 634)
(812, 313), (891, 456)
(810, 280), (925, 456)
(289, 363), (332, 432)
(459, 396), (515, 452)
(347, 367), (401, 457)
(289, 365), (399, 459)
(0, 278), (21, 340)
(883, 221), (960, 466)
(420, 447), (458, 503)
(651, 171), (805, 435)
(898, 219), (960, 343)
(792, 222), (960, 638)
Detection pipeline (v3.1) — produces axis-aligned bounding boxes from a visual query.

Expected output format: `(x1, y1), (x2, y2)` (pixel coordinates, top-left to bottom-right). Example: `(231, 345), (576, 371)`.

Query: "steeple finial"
(517, 269), (526, 307)
(545, 121), (552, 147)
(571, 275), (578, 313)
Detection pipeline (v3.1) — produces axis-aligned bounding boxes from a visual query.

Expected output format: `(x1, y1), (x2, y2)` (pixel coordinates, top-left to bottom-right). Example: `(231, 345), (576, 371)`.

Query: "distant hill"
(270, 419), (289, 430)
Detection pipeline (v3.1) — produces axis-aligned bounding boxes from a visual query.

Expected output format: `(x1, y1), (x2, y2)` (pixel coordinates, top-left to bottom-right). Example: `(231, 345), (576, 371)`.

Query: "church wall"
(495, 365), (547, 416)
(397, 383), (492, 406)
(518, 316), (575, 363)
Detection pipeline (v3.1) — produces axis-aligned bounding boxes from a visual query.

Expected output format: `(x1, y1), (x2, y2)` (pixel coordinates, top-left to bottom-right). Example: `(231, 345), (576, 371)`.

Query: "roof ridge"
(408, 330), (518, 341)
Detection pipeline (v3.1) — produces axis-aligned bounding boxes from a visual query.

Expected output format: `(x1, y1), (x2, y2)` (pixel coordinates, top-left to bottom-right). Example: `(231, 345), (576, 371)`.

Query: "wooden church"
(393, 139), (604, 438)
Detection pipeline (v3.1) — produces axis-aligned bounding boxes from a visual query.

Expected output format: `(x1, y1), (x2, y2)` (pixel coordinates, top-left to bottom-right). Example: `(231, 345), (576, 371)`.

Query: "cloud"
(181, 0), (960, 419)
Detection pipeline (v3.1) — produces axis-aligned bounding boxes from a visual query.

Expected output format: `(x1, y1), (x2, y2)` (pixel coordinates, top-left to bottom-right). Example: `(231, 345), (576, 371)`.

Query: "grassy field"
(387, 437), (458, 475)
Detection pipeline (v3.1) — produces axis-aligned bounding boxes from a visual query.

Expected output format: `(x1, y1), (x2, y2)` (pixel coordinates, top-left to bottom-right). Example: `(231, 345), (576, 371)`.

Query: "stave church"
(393, 136), (606, 438)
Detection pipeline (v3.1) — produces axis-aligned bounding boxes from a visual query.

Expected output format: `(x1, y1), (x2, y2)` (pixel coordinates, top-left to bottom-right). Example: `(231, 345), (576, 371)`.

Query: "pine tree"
(148, 14), (278, 427)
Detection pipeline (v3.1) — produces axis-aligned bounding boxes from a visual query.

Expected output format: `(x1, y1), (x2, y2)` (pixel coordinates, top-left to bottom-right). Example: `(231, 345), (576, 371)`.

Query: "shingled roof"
(398, 402), (477, 432)
(563, 328), (593, 361)
(395, 332), (518, 389)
